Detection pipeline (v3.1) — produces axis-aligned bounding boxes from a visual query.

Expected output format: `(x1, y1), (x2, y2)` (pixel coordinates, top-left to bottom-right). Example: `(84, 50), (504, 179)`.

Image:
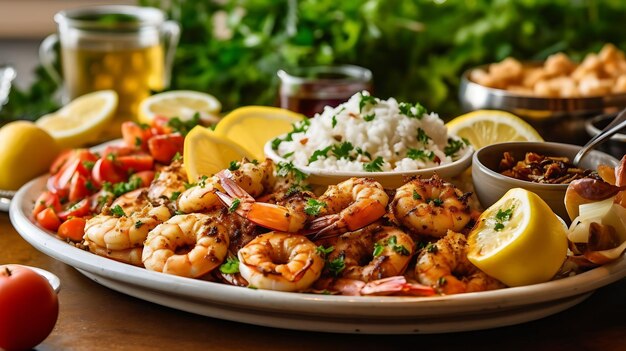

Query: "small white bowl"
(264, 141), (473, 188)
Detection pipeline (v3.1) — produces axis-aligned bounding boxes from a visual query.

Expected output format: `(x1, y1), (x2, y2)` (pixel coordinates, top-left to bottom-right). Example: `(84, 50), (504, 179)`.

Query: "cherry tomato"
(151, 115), (173, 135)
(121, 121), (153, 151)
(116, 154), (155, 173)
(36, 208), (61, 231)
(32, 191), (62, 218)
(57, 198), (91, 222)
(49, 149), (97, 176)
(91, 157), (127, 186)
(57, 217), (87, 242)
(0, 265), (59, 351)
(148, 133), (184, 163)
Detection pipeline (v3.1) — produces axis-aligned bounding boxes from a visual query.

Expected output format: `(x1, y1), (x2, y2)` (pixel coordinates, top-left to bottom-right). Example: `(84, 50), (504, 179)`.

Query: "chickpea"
(544, 53), (575, 76)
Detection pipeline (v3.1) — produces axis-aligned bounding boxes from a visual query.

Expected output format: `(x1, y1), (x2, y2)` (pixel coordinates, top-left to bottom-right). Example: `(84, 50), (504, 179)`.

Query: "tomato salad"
(31, 116), (196, 242)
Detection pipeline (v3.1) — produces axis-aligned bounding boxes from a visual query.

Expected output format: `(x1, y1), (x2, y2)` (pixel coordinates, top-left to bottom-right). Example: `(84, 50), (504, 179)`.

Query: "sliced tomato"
(91, 157), (127, 186)
(68, 173), (90, 203)
(36, 208), (61, 231)
(49, 149), (74, 175)
(88, 190), (114, 213)
(100, 145), (135, 159)
(32, 191), (62, 218)
(57, 198), (90, 221)
(116, 154), (154, 173)
(148, 133), (184, 163)
(50, 149), (98, 175)
(122, 121), (153, 151)
(133, 170), (156, 187)
(151, 115), (173, 135)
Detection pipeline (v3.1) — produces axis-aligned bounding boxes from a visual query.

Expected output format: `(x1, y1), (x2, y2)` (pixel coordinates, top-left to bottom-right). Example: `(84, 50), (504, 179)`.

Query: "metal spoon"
(573, 108), (626, 166)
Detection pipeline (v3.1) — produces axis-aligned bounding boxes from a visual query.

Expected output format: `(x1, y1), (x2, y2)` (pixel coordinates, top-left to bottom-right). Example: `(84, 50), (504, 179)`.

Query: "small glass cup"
(277, 65), (373, 117)
(39, 5), (180, 137)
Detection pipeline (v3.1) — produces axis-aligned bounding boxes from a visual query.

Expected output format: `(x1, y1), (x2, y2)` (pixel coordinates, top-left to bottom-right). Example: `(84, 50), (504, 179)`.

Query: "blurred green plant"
(3, 0), (626, 122)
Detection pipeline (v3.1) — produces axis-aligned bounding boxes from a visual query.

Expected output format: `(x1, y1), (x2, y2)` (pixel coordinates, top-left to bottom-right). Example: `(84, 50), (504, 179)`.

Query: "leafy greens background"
(3, 0), (626, 122)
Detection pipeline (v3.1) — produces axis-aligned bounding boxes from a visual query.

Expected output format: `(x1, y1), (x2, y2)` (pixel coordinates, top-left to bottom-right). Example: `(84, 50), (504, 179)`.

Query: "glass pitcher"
(39, 5), (180, 135)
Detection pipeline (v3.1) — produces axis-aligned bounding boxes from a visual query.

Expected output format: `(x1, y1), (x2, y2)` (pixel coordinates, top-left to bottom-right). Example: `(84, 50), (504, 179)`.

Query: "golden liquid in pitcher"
(61, 44), (164, 135)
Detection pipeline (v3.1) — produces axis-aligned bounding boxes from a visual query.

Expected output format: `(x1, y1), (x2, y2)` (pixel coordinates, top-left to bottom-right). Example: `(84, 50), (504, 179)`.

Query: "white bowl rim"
(473, 141), (619, 189)
(264, 139), (474, 177)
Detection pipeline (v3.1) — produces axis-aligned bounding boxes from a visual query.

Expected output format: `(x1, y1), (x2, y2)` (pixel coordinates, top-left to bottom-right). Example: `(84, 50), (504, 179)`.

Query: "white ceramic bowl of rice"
(264, 91), (473, 188)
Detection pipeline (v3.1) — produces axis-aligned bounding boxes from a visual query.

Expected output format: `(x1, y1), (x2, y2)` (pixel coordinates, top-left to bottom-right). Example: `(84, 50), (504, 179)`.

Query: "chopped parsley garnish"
(170, 191), (181, 201)
(308, 146), (332, 163)
(331, 115), (337, 128)
(412, 190), (422, 200)
(373, 242), (384, 257)
(276, 161), (307, 182)
(407, 148), (435, 162)
(285, 183), (312, 196)
(111, 205), (126, 217)
(183, 181), (196, 189)
(363, 156), (384, 172)
(219, 256), (240, 274)
(327, 255), (346, 277)
(355, 147), (372, 160)
(271, 119), (311, 150)
(417, 128), (431, 145)
(398, 102), (427, 119)
(331, 142), (354, 159)
(444, 138), (470, 157)
(229, 198), (241, 213)
(167, 113), (201, 136)
(438, 276), (447, 286)
(304, 198), (327, 216)
(388, 236), (411, 256)
(135, 136), (142, 147)
(358, 93), (378, 112)
(228, 160), (240, 171)
(494, 206), (515, 231)
(282, 151), (294, 158)
(82, 160), (95, 171)
(316, 245), (334, 257)
(431, 198), (443, 207)
(198, 175), (209, 188)
(134, 220), (143, 229)
(174, 210), (185, 215)
(85, 180), (96, 192)
(110, 176), (143, 197)
(171, 152), (182, 162)
(363, 113), (376, 121)
(425, 242), (438, 253)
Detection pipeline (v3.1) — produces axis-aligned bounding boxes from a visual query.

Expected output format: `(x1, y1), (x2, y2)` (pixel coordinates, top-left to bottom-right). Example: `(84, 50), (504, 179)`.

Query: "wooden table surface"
(2, 211), (625, 351)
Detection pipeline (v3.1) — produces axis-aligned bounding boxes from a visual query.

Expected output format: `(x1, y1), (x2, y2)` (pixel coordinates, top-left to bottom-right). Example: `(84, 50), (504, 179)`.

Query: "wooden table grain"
(1, 211), (625, 351)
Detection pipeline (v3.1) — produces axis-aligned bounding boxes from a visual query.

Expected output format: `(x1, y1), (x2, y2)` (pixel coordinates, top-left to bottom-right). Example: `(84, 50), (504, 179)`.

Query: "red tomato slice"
(117, 154), (154, 173)
(151, 115), (173, 135)
(91, 158), (127, 186)
(121, 121), (153, 151)
(68, 173), (90, 203)
(49, 149), (74, 175)
(100, 145), (135, 159)
(133, 170), (156, 187)
(36, 208), (61, 231)
(57, 198), (90, 221)
(148, 133), (184, 163)
(32, 191), (62, 218)
(88, 190), (114, 212)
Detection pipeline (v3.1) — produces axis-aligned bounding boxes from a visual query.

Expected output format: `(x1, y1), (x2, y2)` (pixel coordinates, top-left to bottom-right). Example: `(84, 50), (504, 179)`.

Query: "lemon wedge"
(183, 126), (255, 182)
(36, 90), (118, 149)
(214, 106), (305, 161)
(138, 90), (221, 126)
(467, 188), (568, 287)
(0, 121), (60, 190)
(446, 110), (543, 149)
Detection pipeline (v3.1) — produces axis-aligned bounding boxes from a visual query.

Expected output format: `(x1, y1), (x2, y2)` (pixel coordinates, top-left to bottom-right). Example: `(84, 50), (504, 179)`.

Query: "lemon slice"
(0, 121), (60, 190)
(446, 110), (543, 149)
(138, 90), (221, 126)
(467, 188), (568, 287)
(214, 106), (305, 161)
(183, 126), (255, 182)
(36, 90), (118, 149)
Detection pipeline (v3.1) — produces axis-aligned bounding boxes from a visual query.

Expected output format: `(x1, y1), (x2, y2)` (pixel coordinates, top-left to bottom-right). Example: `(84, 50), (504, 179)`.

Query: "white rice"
(272, 91), (469, 172)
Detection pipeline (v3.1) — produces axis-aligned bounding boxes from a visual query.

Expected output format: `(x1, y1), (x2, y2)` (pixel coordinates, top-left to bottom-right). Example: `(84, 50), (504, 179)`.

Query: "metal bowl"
(459, 64), (626, 145)
(585, 112), (626, 159)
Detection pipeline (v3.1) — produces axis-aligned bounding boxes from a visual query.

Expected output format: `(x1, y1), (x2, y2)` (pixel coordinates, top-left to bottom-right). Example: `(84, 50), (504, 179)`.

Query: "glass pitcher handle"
(161, 20), (181, 88)
(39, 34), (63, 87)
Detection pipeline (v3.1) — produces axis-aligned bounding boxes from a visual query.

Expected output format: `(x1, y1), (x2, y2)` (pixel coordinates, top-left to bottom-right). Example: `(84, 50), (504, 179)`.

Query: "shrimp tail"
(360, 276), (436, 296)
